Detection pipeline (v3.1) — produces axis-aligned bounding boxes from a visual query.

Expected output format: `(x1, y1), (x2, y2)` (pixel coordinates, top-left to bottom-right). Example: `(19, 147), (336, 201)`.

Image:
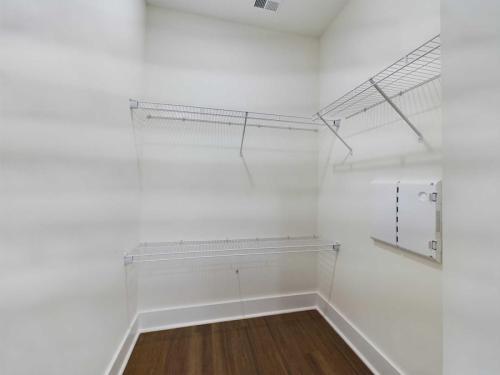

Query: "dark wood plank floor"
(124, 310), (373, 375)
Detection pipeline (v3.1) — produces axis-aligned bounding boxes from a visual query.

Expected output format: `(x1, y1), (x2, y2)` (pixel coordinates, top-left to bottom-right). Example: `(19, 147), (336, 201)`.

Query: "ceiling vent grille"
(264, 1), (280, 11)
(254, 0), (281, 12)
(254, 0), (267, 8)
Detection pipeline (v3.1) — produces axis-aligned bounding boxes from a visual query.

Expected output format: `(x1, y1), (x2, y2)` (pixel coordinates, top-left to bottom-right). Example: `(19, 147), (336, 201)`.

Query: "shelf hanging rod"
(126, 248), (338, 264)
(141, 235), (320, 248)
(145, 109), (322, 127)
(136, 100), (321, 120)
(370, 79), (424, 141)
(146, 115), (318, 133)
(133, 243), (336, 258)
(317, 113), (353, 155)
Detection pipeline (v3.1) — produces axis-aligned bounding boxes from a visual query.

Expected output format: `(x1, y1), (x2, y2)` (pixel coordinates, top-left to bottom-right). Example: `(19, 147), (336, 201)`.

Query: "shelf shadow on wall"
(331, 149), (442, 174)
(320, 78), (442, 175)
(372, 239), (442, 269)
(240, 155), (255, 187)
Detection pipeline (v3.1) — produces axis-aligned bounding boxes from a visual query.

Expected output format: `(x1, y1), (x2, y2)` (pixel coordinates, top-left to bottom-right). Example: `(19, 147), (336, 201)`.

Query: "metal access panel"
(397, 181), (442, 262)
(370, 181), (398, 246)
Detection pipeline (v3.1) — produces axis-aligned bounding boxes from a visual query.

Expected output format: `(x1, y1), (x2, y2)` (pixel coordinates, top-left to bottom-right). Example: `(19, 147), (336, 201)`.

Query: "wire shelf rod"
(144, 109), (323, 128)
(128, 248), (337, 263)
(316, 35), (441, 120)
(133, 243), (336, 258)
(345, 75), (440, 119)
(373, 45), (440, 87)
(337, 65), (440, 121)
(124, 236), (339, 264)
(140, 235), (322, 248)
(135, 100), (321, 122)
(145, 114), (319, 132)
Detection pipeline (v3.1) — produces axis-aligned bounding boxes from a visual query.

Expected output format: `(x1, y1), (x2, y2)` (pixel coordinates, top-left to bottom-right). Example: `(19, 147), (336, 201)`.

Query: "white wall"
(143, 5), (319, 114)
(317, 1), (442, 374)
(3, 2), (480, 374)
(136, 6), (320, 311)
(0, 1), (143, 374)
(442, 1), (500, 374)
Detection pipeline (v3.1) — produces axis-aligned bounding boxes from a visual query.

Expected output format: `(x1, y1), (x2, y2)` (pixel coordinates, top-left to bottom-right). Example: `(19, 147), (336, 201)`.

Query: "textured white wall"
(317, 1), (442, 374)
(136, 6), (320, 311)
(442, 1), (500, 374)
(0, 1), (144, 374)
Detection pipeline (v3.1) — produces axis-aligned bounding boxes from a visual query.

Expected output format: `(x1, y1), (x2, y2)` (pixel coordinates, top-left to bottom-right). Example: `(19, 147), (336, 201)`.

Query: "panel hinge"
(333, 242), (341, 252)
(430, 192), (438, 202)
(124, 254), (134, 266)
(429, 240), (438, 250)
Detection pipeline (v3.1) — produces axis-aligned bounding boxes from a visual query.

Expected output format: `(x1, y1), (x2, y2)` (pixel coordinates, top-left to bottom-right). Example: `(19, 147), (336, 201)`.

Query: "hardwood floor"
(124, 310), (373, 375)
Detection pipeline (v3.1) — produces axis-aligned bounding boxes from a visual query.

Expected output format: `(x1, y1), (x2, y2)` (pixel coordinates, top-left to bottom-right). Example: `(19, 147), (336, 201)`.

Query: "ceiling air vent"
(254, 0), (281, 12)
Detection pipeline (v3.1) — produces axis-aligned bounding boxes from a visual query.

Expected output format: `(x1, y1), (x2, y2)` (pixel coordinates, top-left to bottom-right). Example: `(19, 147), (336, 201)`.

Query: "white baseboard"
(316, 293), (403, 375)
(106, 314), (140, 375)
(107, 292), (401, 375)
(138, 292), (317, 333)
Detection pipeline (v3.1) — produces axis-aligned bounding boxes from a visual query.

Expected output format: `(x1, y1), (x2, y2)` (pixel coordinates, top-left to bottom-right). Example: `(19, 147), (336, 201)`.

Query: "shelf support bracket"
(370, 79), (424, 142)
(317, 114), (353, 155)
(239, 111), (249, 157)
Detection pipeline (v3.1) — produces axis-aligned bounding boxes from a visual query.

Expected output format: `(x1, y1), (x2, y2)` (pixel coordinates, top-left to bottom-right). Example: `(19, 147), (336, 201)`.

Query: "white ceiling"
(147, 0), (349, 37)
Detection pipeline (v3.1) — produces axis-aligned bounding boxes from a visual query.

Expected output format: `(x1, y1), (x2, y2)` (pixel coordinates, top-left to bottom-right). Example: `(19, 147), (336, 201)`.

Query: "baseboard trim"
(108, 292), (401, 375)
(106, 314), (140, 375)
(316, 293), (403, 375)
(138, 292), (318, 333)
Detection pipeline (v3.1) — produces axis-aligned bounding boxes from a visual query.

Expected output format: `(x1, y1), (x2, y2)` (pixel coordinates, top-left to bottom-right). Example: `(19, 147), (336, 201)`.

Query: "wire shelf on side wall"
(124, 236), (340, 264)
(316, 35), (441, 124)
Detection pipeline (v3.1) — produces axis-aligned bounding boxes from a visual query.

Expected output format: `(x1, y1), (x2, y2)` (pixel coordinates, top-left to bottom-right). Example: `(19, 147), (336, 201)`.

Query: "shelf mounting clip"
(129, 99), (139, 110)
(124, 254), (134, 266)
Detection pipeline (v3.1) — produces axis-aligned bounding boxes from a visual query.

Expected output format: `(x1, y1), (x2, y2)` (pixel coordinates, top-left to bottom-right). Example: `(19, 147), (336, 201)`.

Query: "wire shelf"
(316, 35), (441, 120)
(132, 101), (325, 133)
(124, 236), (339, 264)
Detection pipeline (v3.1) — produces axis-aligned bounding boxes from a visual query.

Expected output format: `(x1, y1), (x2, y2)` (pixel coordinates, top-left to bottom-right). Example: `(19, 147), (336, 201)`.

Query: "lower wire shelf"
(124, 236), (340, 264)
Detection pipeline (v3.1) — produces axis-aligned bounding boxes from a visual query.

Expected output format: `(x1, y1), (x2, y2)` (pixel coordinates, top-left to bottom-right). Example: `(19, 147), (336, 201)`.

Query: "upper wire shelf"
(130, 100), (332, 155)
(316, 35), (441, 122)
(131, 101), (325, 133)
(124, 236), (339, 264)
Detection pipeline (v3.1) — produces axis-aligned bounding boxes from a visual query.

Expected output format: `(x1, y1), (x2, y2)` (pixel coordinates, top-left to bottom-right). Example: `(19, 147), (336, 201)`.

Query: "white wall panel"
(398, 181), (441, 261)
(371, 180), (442, 262)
